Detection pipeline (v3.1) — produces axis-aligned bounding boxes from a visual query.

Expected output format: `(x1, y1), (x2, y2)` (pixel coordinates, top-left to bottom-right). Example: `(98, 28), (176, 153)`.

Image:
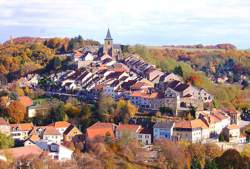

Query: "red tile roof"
(0, 145), (43, 159)
(10, 123), (33, 131)
(226, 124), (240, 130)
(116, 124), (141, 133)
(19, 96), (33, 107)
(175, 119), (208, 129)
(48, 121), (71, 128)
(86, 122), (115, 140)
(43, 126), (61, 136)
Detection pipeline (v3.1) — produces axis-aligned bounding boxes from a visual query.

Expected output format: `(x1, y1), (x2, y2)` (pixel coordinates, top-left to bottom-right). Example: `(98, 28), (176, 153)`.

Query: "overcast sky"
(0, 0), (249, 48)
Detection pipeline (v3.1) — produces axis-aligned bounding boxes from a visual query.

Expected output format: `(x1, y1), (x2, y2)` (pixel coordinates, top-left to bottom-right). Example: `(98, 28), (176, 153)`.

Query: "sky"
(0, 0), (249, 48)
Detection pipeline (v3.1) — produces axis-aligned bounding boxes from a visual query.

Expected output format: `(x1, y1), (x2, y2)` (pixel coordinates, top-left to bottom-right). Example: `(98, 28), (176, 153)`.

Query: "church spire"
(105, 28), (113, 40)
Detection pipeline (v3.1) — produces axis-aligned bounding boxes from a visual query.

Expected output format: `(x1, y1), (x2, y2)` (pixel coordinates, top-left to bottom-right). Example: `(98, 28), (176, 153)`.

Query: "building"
(137, 128), (152, 145)
(10, 123), (33, 141)
(63, 124), (82, 142)
(0, 118), (10, 135)
(48, 121), (71, 135)
(223, 124), (240, 143)
(153, 121), (175, 141)
(43, 126), (63, 144)
(0, 145), (43, 161)
(36, 142), (73, 161)
(101, 29), (121, 61)
(173, 119), (209, 143)
(86, 122), (116, 140)
(200, 109), (231, 136)
(116, 124), (151, 145)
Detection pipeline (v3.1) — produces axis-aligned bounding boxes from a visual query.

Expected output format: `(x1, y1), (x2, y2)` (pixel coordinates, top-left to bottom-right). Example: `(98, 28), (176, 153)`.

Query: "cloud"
(0, 0), (249, 48)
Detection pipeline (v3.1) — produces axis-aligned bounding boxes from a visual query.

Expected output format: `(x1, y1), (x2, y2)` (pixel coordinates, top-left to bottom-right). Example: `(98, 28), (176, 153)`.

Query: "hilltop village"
(0, 30), (249, 168)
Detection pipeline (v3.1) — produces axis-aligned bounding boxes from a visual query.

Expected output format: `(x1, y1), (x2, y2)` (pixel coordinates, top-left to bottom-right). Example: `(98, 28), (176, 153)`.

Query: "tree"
(215, 149), (246, 169)
(49, 104), (67, 123)
(191, 158), (201, 169)
(242, 80), (249, 90)
(218, 132), (225, 142)
(160, 107), (173, 116)
(0, 132), (14, 149)
(204, 160), (218, 169)
(174, 66), (184, 77)
(6, 101), (26, 123)
(98, 94), (115, 121)
(204, 143), (223, 160)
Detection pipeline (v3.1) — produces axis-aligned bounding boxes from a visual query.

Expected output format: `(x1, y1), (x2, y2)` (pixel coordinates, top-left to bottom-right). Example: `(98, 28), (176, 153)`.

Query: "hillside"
(128, 45), (250, 110)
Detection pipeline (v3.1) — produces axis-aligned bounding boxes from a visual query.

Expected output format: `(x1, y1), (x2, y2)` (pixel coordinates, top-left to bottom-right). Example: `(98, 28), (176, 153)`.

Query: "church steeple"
(105, 28), (113, 40)
(104, 28), (113, 57)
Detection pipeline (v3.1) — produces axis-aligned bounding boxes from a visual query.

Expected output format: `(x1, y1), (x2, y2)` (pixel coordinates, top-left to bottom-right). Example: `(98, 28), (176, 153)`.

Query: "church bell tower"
(104, 28), (113, 57)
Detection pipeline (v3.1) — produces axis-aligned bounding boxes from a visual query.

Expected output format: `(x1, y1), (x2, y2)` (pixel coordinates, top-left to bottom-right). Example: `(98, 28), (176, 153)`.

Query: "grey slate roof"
(105, 29), (113, 40)
(153, 121), (174, 129)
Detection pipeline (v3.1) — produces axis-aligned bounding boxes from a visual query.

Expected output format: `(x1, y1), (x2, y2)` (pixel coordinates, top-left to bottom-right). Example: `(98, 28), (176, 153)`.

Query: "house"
(115, 124), (141, 139)
(24, 134), (41, 146)
(43, 126), (63, 144)
(223, 124), (245, 143)
(86, 122), (116, 140)
(116, 124), (152, 145)
(48, 121), (71, 135)
(0, 145), (43, 161)
(0, 118), (10, 135)
(36, 142), (73, 161)
(137, 127), (152, 145)
(72, 51), (83, 62)
(199, 110), (231, 137)
(10, 123), (33, 141)
(159, 73), (183, 83)
(153, 121), (175, 141)
(63, 124), (82, 142)
(173, 119), (209, 143)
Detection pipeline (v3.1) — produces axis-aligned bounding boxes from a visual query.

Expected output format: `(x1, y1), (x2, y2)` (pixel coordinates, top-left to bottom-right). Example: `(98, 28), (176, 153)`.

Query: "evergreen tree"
(191, 158), (201, 169)
(204, 160), (218, 169)
(174, 66), (184, 77)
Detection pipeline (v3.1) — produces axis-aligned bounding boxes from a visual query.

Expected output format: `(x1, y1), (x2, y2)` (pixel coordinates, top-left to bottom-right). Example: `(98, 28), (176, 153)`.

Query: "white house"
(36, 142), (73, 161)
(42, 127), (63, 144)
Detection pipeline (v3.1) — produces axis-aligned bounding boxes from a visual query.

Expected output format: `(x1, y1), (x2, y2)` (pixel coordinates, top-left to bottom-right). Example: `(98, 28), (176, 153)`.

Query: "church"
(98, 29), (122, 61)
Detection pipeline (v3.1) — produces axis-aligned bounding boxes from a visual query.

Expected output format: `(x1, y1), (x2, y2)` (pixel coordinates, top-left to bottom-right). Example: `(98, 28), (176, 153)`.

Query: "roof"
(139, 127), (152, 134)
(174, 119), (208, 129)
(48, 121), (71, 129)
(226, 124), (240, 130)
(86, 122), (115, 139)
(43, 126), (61, 136)
(0, 118), (9, 125)
(64, 125), (81, 135)
(19, 96), (33, 107)
(131, 91), (158, 99)
(11, 123), (33, 131)
(153, 121), (174, 129)
(116, 124), (141, 133)
(0, 145), (43, 159)
(105, 28), (113, 40)
(29, 134), (40, 142)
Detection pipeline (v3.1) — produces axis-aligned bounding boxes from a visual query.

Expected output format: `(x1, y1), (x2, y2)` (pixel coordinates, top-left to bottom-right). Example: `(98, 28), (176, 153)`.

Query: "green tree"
(204, 160), (218, 169)
(0, 132), (14, 149)
(219, 132), (225, 142)
(191, 158), (201, 169)
(174, 65), (184, 77)
(49, 104), (67, 122)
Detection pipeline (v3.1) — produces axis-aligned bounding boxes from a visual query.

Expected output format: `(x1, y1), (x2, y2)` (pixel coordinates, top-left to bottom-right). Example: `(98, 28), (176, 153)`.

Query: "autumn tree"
(6, 101), (26, 123)
(214, 149), (248, 169)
